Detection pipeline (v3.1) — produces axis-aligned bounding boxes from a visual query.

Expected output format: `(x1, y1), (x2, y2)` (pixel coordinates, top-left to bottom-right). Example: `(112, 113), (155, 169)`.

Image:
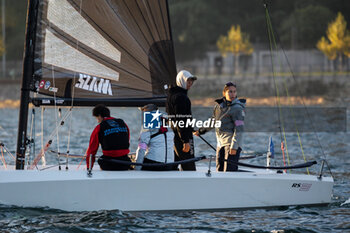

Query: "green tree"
(216, 25), (253, 75)
(280, 5), (334, 49)
(317, 12), (350, 70)
(168, 0), (350, 62)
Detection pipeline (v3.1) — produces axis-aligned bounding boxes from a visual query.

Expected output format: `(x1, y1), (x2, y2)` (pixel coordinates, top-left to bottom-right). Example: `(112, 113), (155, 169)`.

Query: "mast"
(16, 0), (38, 169)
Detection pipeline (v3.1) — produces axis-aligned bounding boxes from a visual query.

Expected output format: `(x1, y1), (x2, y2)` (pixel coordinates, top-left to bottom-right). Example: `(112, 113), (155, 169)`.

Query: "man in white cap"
(166, 70), (197, 171)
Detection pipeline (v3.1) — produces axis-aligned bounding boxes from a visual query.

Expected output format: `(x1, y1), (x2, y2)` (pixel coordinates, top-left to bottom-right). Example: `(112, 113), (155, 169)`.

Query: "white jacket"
(135, 127), (174, 170)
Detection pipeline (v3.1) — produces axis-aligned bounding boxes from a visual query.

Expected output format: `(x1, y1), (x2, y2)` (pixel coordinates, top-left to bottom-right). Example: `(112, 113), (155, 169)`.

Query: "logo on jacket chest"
(103, 120), (127, 136)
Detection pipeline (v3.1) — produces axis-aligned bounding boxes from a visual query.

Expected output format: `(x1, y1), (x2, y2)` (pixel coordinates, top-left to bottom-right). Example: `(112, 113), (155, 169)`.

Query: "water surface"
(0, 107), (349, 232)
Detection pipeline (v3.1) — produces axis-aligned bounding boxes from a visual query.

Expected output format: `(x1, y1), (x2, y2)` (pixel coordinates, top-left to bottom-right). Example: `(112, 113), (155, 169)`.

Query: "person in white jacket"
(135, 104), (174, 171)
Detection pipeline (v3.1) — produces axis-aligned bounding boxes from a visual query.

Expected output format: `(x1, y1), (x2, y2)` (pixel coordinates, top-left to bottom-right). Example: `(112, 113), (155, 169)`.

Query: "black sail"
(30, 0), (177, 106)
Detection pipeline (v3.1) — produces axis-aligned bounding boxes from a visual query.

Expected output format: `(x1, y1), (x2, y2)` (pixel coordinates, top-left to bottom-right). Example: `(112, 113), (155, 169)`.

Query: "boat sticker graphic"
(75, 73), (113, 96)
(299, 183), (312, 191)
(39, 80), (45, 88)
(44, 81), (51, 89)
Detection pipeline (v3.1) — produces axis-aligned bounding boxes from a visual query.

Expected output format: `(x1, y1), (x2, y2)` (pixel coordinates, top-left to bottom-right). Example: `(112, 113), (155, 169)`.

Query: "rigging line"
(46, 26), (151, 85)
(135, 0), (173, 76)
(226, 160), (316, 170)
(51, 14), (62, 169)
(39, 164), (60, 171)
(120, 0), (171, 77)
(51, 63), (62, 170)
(274, 30), (328, 161)
(266, 12), (291, 168)
(77, 154), (85, 170)
(68, 0), (153, 79)
(0, 146), (7, 169)
(30, 108), (72, 169)
(266, 11), (309, 174)
(265, 7), (282, 142)
(265, 6), (288, 169)
(66, 0), (83, 170)
(40, 107), (45, 167)
(0, 143), (15, 160)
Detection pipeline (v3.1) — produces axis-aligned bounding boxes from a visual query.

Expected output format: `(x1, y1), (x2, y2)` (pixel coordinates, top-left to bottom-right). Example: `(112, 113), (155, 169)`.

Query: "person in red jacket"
(86, 104), (131, 171)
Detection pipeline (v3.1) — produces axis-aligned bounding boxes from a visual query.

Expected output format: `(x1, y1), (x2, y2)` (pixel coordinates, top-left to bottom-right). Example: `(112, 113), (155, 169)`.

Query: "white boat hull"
(0, 166), (333, 212)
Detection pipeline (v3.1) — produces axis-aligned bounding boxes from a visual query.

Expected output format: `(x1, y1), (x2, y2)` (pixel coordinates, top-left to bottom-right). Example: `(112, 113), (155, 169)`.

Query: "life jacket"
(149, 117), (169, 162)
(150, 117), (168, 139)
(98, 118), (129, 151)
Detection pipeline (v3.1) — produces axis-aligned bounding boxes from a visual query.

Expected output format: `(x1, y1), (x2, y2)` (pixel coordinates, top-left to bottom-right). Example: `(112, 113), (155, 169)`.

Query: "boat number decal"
(292, 183), (312, 191)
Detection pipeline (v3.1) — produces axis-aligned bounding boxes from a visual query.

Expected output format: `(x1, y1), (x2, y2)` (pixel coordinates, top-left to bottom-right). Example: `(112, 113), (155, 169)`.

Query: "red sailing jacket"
(86, 117), (130, 168)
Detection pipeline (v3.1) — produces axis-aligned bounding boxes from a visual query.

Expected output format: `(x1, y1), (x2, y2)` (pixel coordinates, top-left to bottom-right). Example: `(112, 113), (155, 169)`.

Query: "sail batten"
(29, 0), (176, 104)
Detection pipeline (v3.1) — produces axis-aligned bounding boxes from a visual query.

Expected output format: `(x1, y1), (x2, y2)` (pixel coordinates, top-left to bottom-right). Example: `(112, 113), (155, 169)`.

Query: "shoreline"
(191, 96), (346, 107)
(1, 77), (349, 108)
(0, 96), (345, 109)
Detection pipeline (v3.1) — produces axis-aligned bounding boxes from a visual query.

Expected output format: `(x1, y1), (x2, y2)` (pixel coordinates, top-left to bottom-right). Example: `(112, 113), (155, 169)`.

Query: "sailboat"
(0, 0), (333, 212)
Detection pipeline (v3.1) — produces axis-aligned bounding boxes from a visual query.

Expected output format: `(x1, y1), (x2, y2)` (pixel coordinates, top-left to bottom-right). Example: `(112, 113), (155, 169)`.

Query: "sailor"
(194, 82), (245, 171)
(86, 104), (131, 170)
(166, 70), (197, 171)
(135, 104), (174, 171)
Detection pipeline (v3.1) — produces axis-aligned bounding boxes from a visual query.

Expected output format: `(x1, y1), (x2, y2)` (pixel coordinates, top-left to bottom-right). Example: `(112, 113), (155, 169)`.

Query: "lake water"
(0, 107), (349, 232)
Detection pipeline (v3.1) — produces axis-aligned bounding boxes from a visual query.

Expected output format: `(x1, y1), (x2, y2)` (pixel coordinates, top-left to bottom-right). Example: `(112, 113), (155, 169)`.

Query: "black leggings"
(216, 146), (241, 172)
(98, 155), (131, 171)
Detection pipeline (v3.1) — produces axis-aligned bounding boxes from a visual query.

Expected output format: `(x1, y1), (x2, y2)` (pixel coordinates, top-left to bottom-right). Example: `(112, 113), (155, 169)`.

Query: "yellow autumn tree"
(317, 12), (350, 71)
(217, 25), (253, 75)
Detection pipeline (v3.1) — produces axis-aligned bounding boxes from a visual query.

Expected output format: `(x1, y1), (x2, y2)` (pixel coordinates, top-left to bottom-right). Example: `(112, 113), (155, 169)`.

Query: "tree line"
(0, 0), (349, 63)
(169, 0), (350, 62)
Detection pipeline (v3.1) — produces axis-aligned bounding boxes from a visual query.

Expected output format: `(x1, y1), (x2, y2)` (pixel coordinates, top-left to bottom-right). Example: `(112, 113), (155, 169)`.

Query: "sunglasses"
(225, 82), (236, 87)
